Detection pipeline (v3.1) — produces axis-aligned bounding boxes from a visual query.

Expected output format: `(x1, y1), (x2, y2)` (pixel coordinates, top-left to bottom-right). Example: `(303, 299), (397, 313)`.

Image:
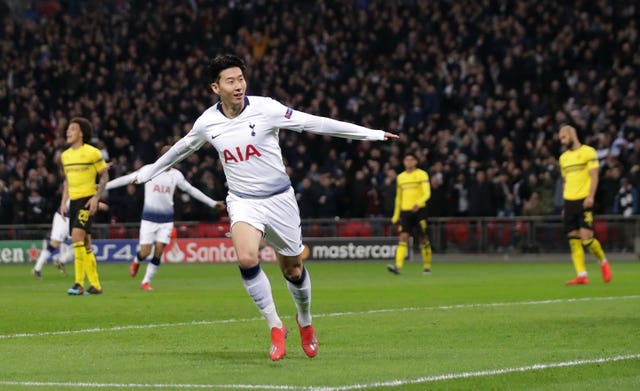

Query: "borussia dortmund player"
(558, 125), (612, 285)
(387, 153), (433, 275)
(60, 117), (109, 295)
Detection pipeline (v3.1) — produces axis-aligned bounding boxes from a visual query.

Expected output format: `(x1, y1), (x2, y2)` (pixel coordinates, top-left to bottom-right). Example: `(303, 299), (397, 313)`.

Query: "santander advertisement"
(88, 238), (277, 263)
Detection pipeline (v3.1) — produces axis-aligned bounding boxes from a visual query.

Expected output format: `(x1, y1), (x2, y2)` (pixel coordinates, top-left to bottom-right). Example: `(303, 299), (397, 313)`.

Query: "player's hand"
(383, 132), (399, 140)
(583, 196), (594, 208)
(412, 204), (420, 212)
(85, 196), (99, 216)
(60, 203), (68, 221)
(214, 201), (226, 210)
(135, 165), (152, 184)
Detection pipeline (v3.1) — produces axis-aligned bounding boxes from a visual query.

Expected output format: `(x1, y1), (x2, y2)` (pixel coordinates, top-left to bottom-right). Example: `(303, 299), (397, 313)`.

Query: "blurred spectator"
(468, 170), (495, 217)
(0, 0), (639, 225)
(317, 174), (338, 218)
(296, 177), (319, 219)
(613, 178), (639, 217)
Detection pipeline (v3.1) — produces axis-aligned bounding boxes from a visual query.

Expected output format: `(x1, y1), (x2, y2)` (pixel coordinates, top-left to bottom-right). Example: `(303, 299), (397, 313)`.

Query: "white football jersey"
(149, 96), (385, 198)
(107, 167), (217, 223)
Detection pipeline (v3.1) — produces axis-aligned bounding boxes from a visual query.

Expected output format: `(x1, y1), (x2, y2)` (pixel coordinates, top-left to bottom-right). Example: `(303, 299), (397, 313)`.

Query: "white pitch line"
(1, 295), (638, 340)
(0, 353), (638, 390)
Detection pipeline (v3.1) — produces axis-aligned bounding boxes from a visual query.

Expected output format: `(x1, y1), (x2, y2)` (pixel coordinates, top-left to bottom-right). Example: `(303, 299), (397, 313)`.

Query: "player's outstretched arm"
(383, 131), (399, 140)
(263, 97), (399, 141)
(176, 177), (225, 209)
(300, 113), (397, 141)
(105, 171), (139, 190)
(136, 138), (201, 184)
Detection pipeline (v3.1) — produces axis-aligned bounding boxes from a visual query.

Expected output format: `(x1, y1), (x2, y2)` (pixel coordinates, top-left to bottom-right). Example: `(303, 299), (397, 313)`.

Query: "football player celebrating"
(134, 54), (398, 361)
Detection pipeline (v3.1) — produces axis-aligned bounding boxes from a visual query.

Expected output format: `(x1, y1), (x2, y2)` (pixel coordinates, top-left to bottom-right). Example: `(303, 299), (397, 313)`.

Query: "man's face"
(66, 122), (82, 145)
(559, 129), (573, 149)
(211, 67), (246, 106)
(403, 155), (418, 170)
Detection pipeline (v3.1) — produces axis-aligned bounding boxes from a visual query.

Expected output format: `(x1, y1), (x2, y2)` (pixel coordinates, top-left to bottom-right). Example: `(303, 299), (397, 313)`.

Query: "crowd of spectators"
(0, 0), (639, 227)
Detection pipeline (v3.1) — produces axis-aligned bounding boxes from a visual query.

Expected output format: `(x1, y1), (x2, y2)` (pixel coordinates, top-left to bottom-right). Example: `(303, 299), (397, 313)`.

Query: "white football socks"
(142, 263), (158, 284)
(242, 268), (282, 329)
(287, 268), (312, 327)
(34, 247), (51, 272)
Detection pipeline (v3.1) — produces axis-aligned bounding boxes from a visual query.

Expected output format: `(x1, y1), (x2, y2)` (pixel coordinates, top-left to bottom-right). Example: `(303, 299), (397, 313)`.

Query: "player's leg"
(84, 234), (102, 293)
(140, 223), (173, 291)
(33, 240), (60, 278)
(564, 201), (588, 285)
(566, 231), (587, 284)
(418, 212), (432, 274)
(34, 212), (68, 278)
(68, 199), (93, 294)
(131, 220), (154, 277)
(388, 212), (410, 274)
(579, 216), (611, 283)
(56, 241), (73, 272)
(69, 227), (88, 294)
(266, 188), (317, 358)
(50, 211), (70, 274)
(278, 253), (318, 358)
(233, 221), (286, 360)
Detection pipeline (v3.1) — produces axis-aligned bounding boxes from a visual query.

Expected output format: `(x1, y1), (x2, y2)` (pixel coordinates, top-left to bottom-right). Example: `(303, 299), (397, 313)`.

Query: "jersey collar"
(216, 97), (250, 118)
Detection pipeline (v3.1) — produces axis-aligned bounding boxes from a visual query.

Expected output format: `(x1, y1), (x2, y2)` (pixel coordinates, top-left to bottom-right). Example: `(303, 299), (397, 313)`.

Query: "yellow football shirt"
(559, 144), (599, 200)
(61, 144), (107, 200)
(393, 168), (431, 220)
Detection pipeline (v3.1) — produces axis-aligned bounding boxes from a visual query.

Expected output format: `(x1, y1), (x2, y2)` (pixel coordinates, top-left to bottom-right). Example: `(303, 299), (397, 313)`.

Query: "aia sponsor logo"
(223, 144), (262, 163)
(152, 185), (171, 193)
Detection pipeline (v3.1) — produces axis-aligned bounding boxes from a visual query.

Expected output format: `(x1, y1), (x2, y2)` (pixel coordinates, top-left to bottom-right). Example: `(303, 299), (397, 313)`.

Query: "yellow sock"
(395, 242), (407, 269)
(582, 238), (605, 263)
(85, 248), (101, 290)
(421, 241), (432, 269)
(73, 242), (86, 286)
(569, 238), (586, 275)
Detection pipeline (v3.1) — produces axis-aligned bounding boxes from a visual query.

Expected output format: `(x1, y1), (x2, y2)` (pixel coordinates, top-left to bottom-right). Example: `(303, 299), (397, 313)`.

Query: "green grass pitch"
(1, 260), (639, 390)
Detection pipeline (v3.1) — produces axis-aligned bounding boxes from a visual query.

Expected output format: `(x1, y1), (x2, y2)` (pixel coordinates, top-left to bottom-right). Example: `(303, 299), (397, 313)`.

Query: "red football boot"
(297, 314), (319, 358)
(565, 275), (589, 285)
(269, 324), (287, 361)
(600, 260), (612, 283)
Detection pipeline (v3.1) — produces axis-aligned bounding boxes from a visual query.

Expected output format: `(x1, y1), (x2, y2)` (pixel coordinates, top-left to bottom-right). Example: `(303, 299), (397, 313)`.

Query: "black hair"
(70, 117), (93, 142)
(404, 152), (418, 160)
(208, 54), (246, 84)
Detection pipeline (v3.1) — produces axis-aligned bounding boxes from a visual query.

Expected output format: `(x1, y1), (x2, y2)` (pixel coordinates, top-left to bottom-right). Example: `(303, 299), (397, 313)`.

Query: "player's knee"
(236, 253), (259, 267)
(279, 255), (303, 281)
(282, 263), (303, 282)
(284, 264), (307, 285)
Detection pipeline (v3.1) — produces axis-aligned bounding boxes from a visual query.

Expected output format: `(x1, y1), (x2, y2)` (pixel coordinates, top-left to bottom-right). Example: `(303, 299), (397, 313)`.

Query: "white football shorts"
(50, 212), (70, 243)
(139, 220), (174, 245)
(226, 187), (303, 257)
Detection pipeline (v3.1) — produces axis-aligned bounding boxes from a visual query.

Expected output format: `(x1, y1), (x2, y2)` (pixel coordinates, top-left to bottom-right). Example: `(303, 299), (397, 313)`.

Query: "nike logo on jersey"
(211, 133), (222, 140)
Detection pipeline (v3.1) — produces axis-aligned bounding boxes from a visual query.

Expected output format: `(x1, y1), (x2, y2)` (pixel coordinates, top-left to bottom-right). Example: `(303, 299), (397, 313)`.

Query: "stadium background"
(1, 2), (639, 390)
(0, 0), (639, 259)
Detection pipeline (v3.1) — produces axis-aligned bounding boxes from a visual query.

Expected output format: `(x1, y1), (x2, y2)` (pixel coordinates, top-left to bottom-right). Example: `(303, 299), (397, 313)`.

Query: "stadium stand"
(0, 0), (638, 230)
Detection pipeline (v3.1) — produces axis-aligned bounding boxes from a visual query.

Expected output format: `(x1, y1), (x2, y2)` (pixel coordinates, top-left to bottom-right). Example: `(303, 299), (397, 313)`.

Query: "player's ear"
(210, 82), (219, 95)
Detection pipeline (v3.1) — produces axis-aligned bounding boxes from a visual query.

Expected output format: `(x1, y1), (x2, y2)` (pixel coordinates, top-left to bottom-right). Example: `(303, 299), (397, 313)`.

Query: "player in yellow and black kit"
(558, 125), (612, 285)
(387, 153), (433, 275)
(60, 117), (109, 295)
